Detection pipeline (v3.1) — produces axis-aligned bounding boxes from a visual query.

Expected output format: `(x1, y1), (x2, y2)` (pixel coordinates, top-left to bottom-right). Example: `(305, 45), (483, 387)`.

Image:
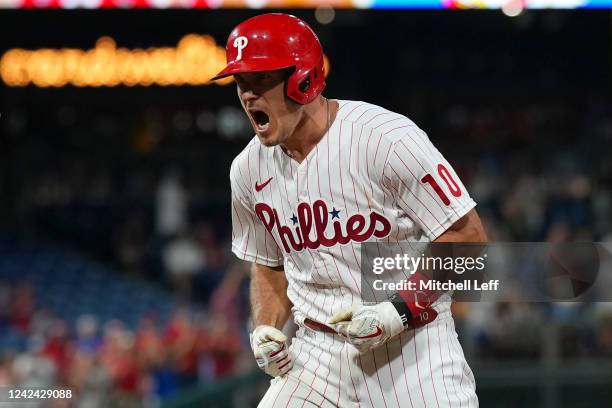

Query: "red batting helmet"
(212, 13), (326, 105)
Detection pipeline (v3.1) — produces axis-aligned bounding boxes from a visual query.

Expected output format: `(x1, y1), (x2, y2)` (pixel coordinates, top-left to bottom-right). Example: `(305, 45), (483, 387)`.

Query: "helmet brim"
(211, 59), (295, 81)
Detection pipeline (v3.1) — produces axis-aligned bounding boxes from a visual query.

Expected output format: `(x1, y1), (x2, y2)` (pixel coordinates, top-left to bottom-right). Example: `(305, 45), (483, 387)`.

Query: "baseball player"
(213, 13), (487, 408)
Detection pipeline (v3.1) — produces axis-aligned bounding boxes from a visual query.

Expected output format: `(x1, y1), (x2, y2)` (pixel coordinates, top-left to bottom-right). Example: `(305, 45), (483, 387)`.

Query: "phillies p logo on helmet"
(233, 36), (248, 61)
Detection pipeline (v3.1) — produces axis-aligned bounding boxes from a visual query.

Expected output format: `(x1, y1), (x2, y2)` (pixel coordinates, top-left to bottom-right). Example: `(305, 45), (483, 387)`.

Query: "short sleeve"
(230, 160), (284, 267)
(382, 128), (476, 241)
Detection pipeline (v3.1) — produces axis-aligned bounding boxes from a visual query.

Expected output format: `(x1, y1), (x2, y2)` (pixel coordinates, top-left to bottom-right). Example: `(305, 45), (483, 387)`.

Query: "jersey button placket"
(297, 164), (308, 202)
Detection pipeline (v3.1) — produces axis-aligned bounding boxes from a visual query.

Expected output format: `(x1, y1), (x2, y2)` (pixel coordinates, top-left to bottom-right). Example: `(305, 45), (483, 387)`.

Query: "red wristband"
(397, 271), (443, 318)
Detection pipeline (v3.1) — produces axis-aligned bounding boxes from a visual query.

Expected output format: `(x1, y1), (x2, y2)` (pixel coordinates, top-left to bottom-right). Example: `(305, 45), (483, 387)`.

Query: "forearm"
(250, 263), (293, 329)
(395, 209), (488, 315)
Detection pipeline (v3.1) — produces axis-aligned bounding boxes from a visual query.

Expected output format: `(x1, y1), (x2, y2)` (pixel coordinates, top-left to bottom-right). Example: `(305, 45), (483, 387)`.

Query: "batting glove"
(250, 325), (293, 377)
(329, 302), (438, 353)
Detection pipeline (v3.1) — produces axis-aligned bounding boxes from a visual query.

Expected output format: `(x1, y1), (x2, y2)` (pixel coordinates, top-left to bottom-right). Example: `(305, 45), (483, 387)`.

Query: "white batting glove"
(328, 302), (405, 353)
(250, 325), (293, 377)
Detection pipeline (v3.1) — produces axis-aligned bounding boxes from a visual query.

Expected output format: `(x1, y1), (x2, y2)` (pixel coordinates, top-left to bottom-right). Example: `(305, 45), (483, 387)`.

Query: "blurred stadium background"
(1, 6), (612, 408)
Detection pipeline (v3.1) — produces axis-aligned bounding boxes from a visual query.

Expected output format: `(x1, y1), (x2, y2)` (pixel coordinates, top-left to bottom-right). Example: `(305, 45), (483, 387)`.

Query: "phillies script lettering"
(255, 200), (392, 253)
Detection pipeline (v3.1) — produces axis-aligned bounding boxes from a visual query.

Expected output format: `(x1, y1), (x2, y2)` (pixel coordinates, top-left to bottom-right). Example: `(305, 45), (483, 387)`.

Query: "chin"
(256, 132), (280, 147)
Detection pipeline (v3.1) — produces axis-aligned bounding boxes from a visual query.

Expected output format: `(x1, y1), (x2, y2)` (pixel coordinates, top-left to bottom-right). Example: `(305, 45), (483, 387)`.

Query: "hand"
(329, 302), (438, 353)
(250, 325), (293, 377)
(328, 302), (404, 353)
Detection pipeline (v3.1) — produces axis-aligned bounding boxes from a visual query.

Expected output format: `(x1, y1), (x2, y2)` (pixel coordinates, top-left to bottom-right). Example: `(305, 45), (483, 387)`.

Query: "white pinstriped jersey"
(230, 99), (476, 326)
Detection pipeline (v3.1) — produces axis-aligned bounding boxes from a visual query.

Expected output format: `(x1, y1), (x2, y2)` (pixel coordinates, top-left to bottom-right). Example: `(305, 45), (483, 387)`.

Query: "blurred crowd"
(0, 280), (251, 408)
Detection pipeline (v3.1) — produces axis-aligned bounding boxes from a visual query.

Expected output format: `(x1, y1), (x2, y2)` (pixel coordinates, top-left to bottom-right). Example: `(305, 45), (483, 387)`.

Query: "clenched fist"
(250, 325), (293, 377)
(329, 302), (437, 353)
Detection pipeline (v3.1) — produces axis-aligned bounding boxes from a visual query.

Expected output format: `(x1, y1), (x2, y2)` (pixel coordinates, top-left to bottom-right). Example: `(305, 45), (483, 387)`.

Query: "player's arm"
(330, 128), (484, 352)
(434, 208), (487, 243)
(330, 212), (487, 353)
(249, 262), (294, 377)
(230, 159), (292, 376)
(402, 208), (488, 303)
(250, 262), (292, 329)
(386, 132), (487, 325)
(390, 208), (487, 326)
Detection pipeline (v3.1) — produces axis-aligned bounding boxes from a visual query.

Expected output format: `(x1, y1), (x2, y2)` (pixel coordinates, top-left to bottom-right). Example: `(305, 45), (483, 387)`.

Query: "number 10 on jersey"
(421, 164), (462, 206)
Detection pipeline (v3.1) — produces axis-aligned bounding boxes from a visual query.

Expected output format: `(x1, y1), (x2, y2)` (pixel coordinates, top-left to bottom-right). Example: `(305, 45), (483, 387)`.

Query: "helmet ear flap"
(286, 65), (309, 104)
(286, 63), (325, 105)
(299, 77), (311, 93)
(298, 62), (323, 92)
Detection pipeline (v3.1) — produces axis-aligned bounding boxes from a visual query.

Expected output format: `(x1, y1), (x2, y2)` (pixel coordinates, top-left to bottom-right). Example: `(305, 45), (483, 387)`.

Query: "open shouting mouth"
(248, 107), (271, 133)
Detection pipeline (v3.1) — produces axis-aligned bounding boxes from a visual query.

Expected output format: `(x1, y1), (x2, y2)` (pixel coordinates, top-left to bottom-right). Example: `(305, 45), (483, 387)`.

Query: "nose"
(241, 89), (258, 103)
(238, 84), (259, 105)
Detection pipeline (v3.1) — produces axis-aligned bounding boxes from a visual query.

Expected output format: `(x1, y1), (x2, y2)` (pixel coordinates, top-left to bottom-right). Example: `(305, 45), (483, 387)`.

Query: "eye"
(255, 72), (273, 81)
(234, 76), (248, 92)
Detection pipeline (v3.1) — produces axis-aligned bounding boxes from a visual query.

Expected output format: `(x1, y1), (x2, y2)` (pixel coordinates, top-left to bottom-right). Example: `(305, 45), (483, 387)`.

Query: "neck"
(281, 97), (337, 163)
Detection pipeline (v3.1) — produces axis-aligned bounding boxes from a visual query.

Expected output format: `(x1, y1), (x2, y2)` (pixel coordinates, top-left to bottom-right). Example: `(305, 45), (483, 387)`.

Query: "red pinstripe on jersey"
(426, 325), (442, 407)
